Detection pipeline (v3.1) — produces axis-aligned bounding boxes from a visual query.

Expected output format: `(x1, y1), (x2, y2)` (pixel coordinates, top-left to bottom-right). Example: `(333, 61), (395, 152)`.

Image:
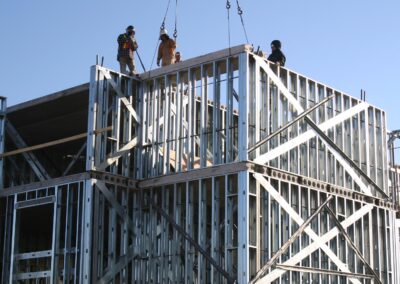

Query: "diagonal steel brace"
(325, 206), (382, 284)
(6, 121), (50, 181)
(250, 195), (333, 283)
(148, 196), (236, 284)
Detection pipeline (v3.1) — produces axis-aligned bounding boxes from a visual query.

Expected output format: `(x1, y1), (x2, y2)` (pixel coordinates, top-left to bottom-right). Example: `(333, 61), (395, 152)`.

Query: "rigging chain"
(173, 0), (178, 41)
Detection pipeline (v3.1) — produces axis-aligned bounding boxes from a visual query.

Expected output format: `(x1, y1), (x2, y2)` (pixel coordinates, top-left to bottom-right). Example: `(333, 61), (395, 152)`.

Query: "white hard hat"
(160, 29), (168, 37)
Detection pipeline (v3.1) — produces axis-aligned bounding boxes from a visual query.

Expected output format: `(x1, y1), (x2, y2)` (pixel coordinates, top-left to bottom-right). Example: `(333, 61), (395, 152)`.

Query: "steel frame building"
(0, 44), (398, 283)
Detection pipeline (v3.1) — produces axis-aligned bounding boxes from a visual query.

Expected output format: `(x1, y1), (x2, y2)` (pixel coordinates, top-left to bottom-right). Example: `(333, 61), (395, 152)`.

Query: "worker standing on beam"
(157, 29), (176, 67)
(268, 40), (286, 67)
(117, 25), (139, 76)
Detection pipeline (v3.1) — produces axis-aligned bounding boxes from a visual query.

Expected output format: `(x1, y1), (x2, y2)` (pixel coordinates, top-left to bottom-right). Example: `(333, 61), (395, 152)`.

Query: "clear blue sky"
(1, 0), (399, 157)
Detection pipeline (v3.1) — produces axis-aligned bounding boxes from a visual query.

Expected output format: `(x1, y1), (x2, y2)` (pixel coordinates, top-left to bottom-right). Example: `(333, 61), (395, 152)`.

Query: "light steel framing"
(0, 44), (398, 283)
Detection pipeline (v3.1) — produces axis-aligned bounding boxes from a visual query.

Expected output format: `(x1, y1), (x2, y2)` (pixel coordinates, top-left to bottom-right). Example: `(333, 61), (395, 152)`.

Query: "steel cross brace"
(5, 121), (51, 181)
(304, 116), (389, 199)
(253, 173), (364, 284)
(97, 244), (139, 284)
(95, 180), (137, 238)
(147, 196), (236, 284)
(260, 201), (374, 283)
(254, 56), (388, 199)
(250, 195), (334, 283)
(62, 141), (87, 176)
(248, 94), (335, 154)
(100, 68), (140, 123)
(324, 206), (382, 284)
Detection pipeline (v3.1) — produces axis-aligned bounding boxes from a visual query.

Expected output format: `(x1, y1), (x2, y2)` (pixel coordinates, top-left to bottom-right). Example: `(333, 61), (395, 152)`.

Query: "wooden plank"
(0, 126), (111, 158)
(138, 162), (249, 188)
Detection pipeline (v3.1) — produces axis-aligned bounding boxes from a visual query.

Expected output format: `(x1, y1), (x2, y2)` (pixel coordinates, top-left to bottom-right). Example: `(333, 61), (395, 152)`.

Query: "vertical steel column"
(174, 73), (182, 171)
(213, 62), (222, 165)
(0, 97), (6, 188)
(172, 184), (180, 281)
(164, 75), (171, 175)
(1, 197), (13, 283)
(122, 79), (132, 177)
(87, 66), (100, 171)
(226, 58), (234, 163)
(51, 186), (61, 283)
(187, 69), (195, 170)
(150, 80), (158, 176)
(200, 65), (208, 168)
(8, 196), (17, 284)
(185, 181), (194, 282)
(80, 180), (94, 283)
(237, 51), (250, 284)
(211, 176), (221, 283)
(198, 179), (207, 282)
(238, 52), (249, 162)
(139, 82), (148, 179)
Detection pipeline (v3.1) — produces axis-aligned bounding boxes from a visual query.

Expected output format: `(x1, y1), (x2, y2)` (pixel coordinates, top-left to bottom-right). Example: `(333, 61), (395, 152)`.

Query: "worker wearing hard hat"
(267, 40), (286, 67)
(157, 29), (177, 67)
(117, 25), (139, 76)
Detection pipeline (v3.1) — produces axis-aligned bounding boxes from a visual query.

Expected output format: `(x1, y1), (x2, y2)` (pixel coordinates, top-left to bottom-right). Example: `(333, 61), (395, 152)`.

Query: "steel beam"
(274, 264), (374, 279)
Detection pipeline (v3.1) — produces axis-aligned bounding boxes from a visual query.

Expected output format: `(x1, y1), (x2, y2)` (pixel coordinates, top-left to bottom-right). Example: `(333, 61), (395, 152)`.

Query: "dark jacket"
(117, 33), (138, 60)
(268, 49), (286, 66)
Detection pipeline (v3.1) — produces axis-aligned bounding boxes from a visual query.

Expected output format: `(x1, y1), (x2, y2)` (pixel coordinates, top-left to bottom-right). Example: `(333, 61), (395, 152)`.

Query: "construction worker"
(175, 51), (182, 63)
(267, 40), (286, 67)
(157, 29), (176, 67)
(117, 25), (139, 76)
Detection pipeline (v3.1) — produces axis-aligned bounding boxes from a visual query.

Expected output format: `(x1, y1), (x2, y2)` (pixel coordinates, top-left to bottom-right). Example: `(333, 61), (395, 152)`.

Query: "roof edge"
(7, 83), (89, 113)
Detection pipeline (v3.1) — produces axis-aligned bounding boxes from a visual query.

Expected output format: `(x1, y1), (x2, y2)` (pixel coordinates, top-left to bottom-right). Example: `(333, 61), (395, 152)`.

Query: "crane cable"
(150, 0), (179, 70)
(173, 0), (178, 44)
(226, 0), (232, 54)
(235, 0), (249, 44)
(160, 0), (172, 30)
(150, 0), (173, 70)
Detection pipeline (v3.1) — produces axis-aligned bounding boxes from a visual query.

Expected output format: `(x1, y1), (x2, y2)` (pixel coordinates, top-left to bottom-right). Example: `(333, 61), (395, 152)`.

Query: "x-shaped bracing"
(253, 173), (374, 284)
(253, 56), (387, 199)
(249, 57), (384, 283)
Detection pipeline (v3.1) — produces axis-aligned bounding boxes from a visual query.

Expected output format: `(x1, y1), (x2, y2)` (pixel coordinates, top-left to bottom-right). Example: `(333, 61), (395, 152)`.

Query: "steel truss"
(0, 45), (398, 283)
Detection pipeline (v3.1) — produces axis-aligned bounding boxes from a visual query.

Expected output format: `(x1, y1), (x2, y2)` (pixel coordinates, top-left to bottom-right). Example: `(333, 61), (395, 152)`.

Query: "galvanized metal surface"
(0, 46), (397, 283)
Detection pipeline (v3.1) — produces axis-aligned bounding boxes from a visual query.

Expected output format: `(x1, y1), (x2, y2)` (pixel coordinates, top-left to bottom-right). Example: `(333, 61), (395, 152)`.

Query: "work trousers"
(119, 56), (136, 76)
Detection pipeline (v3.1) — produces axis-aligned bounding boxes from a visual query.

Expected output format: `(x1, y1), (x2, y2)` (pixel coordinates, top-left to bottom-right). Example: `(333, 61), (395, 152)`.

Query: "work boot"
(129, 70), (138, 77)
